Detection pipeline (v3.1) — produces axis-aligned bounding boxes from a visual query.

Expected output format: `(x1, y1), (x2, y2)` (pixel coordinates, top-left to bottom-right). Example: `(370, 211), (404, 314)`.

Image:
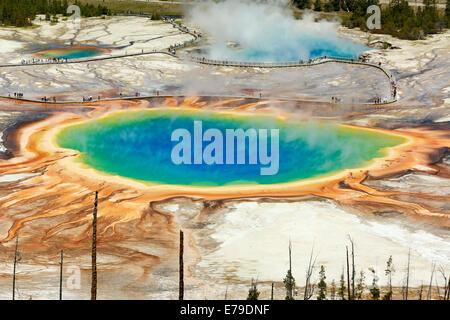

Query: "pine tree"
(63, 0), (68, 16)
(247, 279), (260, 300)
(330, 279), (337, 300)
(293, 0), (312, 10)
(283, 269), (296, 300)
(314, 0), (323, 11)
(355, 270), (365, 299)
(446, 0), (450, 27)
(369, 267), (380, 300)
(382, 256), (394, 300)
(151, 11), (161, 21)
(324, 1), (334, 12)
(317, 265), (327, 300)
(338, 271), (346, 300)
(343, 0), (447, 39)
(283, 241), (296, 300)
(0, 0), (109, 27)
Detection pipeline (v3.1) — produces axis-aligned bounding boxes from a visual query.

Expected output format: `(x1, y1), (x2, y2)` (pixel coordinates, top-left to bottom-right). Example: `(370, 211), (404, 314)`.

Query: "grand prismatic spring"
(0, 0), (449, 303)
(56, 109), (405, 186)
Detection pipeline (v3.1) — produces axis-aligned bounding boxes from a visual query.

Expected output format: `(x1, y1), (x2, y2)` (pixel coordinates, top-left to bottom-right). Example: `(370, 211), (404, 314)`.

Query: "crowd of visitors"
(21, 57), (68, 65)
(331, 96), (341, 103)
(163, 16), (201, 55)
(9, 92), (24, 98)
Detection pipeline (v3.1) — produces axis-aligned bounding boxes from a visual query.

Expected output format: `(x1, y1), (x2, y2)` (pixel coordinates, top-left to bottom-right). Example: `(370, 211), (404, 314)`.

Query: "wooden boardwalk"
(0, 93), (397, 106)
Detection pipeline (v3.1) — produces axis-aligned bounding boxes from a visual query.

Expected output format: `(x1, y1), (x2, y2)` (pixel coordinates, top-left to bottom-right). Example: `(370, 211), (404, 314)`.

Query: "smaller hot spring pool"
(34, 46), (109, 59)
(205, 36), (368, 63)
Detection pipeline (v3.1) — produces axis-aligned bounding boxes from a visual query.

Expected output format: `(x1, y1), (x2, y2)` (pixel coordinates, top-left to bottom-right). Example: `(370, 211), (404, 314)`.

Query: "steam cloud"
(187, 0), (367, 62)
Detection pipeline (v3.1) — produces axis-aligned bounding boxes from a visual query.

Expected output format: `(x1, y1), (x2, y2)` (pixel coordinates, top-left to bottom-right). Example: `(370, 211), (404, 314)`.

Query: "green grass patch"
(72, 0), (186, 16)
(292, 7), (351, 21)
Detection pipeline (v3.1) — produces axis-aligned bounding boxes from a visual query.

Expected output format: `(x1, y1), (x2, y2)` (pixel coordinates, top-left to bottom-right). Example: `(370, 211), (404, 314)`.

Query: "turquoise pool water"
(237, 38), (366, 62)
(56, 109), (405, 186)
(206, 33), (368, 62)
(209, 36), (368, 62)
(35, 46), (107, 59)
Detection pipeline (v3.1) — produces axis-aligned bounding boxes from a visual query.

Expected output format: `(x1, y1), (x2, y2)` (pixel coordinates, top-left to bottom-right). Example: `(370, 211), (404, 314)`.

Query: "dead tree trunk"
(59, 249), (63, 300)
(427, 263), (436, 300)
(287, 241), (293, 299)
(271, 283), (274, 300)
(346, 246), (351, 300)
(435, 278), (441, 299)
(179, 229), (184, 300)
(438, 266), (448, 300)
(303, 246), (316, 300)
(350, 237), (355, 299)
(12, 236), (19, 300)
(418, 283), (423, 300)
(91, 191), (98, 300)
(446, 277), (450, 300)
(405, 249), (411, 300)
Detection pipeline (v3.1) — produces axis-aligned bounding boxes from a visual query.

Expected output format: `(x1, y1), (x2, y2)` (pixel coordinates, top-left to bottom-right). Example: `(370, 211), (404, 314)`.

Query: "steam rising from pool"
(187, 0), (367, 62)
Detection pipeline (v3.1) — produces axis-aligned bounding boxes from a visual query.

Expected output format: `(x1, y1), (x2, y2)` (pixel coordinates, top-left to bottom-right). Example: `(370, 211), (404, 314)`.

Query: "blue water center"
(208, 36), (368, 62)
